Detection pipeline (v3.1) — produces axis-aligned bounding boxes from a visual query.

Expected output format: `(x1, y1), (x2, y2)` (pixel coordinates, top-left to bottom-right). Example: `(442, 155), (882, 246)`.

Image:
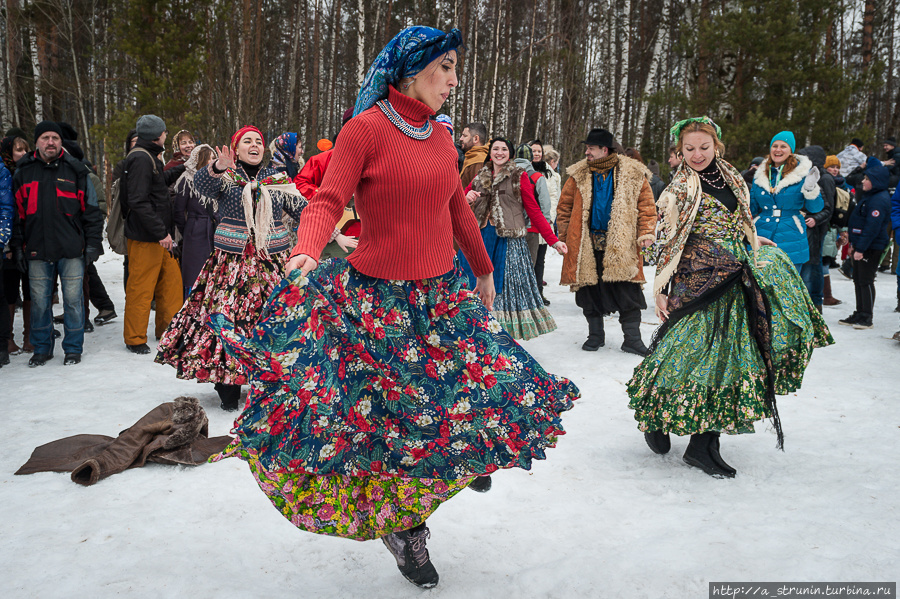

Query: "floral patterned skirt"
(627, 238), (833, 437)
(155, 243), (286, 385)
(207, 258), (580, 540)
(493, 236), (557, 340)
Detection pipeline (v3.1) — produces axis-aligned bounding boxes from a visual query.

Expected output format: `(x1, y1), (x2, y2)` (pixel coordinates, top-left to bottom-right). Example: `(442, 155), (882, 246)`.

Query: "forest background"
(1, 0), (898, 186)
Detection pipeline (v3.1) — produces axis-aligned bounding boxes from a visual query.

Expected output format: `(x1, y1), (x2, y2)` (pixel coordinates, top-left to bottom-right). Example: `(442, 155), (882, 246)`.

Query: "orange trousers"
(124, 239), (183, 346)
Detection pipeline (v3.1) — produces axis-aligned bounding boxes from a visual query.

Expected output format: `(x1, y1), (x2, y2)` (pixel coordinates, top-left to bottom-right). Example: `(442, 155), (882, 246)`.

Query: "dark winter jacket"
(123, 138), (185, 242)
(885, 146), (900, 188)
(173, 182), (218, 291)
(10, 149), (103, 261)
(0, 162), (12, 246)
(797, 146), (834, 263)
(889, 185), (900, 245)
(848, 157), (891, 253)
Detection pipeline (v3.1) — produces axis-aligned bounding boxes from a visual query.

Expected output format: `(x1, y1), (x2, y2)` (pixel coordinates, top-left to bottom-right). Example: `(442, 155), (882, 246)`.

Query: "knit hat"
(34, 121), (64, 143)
(317, 138), (333, 152)
(515, 143), (533, 161)
(884, 137), (898, 148)
(750, 156), (765, 167)
(231, 126), (265, 153)
(58, 122), (78, 141)
(824, 155), (841, 169)
(5, 127), (26, 140)
(851, 137), (864, 149)
(770, 130), (795, 153)
(136, 114), (167, 141)
(435, 114), (453, 136)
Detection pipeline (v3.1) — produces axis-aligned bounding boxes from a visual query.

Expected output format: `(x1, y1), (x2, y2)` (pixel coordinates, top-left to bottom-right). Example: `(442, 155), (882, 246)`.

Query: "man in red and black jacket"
(10, 121), (102, 367)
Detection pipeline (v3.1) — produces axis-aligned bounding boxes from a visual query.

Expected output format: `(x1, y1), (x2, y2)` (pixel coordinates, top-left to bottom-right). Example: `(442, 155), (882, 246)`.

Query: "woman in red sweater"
(206, 26), (580, 590)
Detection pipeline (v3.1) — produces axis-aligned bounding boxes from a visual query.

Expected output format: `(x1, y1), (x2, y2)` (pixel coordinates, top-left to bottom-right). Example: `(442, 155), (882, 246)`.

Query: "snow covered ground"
(2, 251), (898, 598)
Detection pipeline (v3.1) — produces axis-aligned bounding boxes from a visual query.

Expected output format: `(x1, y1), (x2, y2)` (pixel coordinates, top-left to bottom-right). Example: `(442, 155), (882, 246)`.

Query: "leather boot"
(582, 316), (605, 351)
(644, 430), (671, 454)
(683, 432), (735, 478)
(22, 300), (34, 352)
(822, 275), (841, 306)
(708, 432), (736, 476)
(894, 291), (900, 314)
(619, 311), (649, 356)
(7, 304), (21, 354)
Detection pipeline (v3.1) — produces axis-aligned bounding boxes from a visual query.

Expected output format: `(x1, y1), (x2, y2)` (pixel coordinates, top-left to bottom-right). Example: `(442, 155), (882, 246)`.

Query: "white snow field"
(2, 250), (897, 598)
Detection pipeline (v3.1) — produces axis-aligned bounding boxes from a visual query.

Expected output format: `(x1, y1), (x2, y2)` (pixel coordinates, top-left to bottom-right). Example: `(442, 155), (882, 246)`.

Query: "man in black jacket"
(10, 121), (103, 366)
(122, 115), (185, 354)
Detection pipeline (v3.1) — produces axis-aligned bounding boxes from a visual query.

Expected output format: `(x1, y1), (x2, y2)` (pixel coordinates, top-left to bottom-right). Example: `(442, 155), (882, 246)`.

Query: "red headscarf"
(231, 126), (265, 153)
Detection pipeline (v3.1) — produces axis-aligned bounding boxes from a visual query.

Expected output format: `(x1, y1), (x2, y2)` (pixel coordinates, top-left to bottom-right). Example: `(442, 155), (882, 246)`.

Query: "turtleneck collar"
(238, 159), (262, 179)
(387, 84), (434, 125)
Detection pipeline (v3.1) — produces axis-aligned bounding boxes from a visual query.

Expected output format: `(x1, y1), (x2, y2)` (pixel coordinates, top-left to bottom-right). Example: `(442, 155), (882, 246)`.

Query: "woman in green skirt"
(627, 117), (833, 477)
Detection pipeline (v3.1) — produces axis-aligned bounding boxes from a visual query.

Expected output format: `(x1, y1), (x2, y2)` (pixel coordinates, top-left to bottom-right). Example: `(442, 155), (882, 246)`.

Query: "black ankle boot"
(683, 432), (735, 478)
(644, 430), (671, 454)
(468, 475), (492, 493)
(707, 432), (736, 476)
(215, 383), (242, 412)
(582, 316), (605, 351)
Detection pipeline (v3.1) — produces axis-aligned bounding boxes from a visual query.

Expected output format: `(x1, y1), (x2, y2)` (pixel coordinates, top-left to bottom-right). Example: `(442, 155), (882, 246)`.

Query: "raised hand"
(215, 145), (236, 171)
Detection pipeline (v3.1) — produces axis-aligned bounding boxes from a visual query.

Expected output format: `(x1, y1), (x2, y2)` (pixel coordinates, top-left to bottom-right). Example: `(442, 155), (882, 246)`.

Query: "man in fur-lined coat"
(556, 128), (656, 355)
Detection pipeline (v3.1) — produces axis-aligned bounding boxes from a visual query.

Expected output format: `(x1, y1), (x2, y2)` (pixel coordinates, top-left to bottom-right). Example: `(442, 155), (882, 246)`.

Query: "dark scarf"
(532, 160), (550, 176)
(588, 153), (618, 175)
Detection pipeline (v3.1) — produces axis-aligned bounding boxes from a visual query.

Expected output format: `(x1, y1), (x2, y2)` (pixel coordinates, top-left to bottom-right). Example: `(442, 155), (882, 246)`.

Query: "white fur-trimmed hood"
(753, 153), (815, 197)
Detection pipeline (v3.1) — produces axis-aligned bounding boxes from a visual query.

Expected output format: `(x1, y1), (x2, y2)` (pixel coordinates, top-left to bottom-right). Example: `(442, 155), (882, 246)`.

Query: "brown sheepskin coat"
(15, 397), (231, 486)
(556, 155), (657, 289)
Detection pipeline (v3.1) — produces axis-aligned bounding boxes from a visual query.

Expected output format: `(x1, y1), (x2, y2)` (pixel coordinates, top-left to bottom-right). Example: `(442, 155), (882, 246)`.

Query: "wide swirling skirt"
(155, 243), (286, 385)
(627, 240), (833, 437)
(493, 236), (557, 340)
(208, 259), (579, 540)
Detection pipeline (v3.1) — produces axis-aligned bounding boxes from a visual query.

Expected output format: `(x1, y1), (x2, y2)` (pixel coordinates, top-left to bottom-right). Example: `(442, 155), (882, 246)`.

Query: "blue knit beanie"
(770, 130), (796, 153)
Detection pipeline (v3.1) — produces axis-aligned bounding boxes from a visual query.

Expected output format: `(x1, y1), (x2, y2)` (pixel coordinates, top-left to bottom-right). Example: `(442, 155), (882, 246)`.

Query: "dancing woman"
(627, 117), (833, 477)
(205, 26), (579, 589)
(155, 126), (306, 410)
(462, 138), (567, 339)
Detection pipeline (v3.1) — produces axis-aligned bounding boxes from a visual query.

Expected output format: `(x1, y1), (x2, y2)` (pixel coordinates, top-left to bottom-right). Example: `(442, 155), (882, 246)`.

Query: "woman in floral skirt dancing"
(206, 26), (580, 589)
(627, 117), (833, 477)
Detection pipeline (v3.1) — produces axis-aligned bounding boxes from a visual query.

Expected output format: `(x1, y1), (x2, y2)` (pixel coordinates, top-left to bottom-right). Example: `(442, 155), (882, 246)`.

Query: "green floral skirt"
(627, 238), (833, 437)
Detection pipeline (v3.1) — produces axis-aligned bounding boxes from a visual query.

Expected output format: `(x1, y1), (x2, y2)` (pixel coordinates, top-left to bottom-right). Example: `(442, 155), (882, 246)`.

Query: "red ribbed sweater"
(291, 86), (492, 280)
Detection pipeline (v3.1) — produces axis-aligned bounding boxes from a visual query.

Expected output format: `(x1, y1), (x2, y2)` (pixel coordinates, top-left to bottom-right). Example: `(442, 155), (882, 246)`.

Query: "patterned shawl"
(174, 144), (216, 198)
(271, 132), (298, 171)
(653, 159), (761, 296)
(353, 26), (463, 116)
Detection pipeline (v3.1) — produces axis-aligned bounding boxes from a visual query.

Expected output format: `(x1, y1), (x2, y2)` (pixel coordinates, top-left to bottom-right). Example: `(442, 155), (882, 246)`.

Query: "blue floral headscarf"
(353, 26), (463, 116)
(271, 132), (298, 171)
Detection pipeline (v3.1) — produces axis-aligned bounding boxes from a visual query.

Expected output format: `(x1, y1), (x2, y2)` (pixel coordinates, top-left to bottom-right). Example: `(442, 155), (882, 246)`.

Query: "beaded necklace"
(377, 99), (433, 140)
(697, 163), (727, 189)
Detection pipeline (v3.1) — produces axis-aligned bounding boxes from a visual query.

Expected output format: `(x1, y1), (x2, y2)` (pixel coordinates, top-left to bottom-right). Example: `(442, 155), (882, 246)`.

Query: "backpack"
(106, 147), (158, 255)
(831, 186), (855, 228)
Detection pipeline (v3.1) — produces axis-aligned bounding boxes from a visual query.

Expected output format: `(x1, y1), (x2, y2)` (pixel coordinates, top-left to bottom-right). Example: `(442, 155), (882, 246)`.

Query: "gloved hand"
(802, 168), (820, 194)
(85, 246), (101, 265)
(13, 248), (27, 273)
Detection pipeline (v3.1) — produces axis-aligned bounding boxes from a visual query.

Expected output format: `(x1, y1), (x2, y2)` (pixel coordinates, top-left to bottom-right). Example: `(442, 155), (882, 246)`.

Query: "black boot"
(894, 292), (900, 313)
(620, 311), (649, 356)
(215, 383), (242, 412)
(683, 432), (735, 478)
(581, 316), (605, 351)
(707, 432), (736, 476)
(644, 430), (671, 454)
(468, 475), (492, 493)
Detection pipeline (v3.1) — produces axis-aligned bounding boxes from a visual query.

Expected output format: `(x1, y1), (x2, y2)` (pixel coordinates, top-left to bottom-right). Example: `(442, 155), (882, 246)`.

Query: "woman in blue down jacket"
(750, 131), (824, 269)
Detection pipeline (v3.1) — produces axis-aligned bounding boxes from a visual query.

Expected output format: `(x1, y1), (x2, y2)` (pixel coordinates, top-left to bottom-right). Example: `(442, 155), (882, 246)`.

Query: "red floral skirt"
(155, 243), (286, 384)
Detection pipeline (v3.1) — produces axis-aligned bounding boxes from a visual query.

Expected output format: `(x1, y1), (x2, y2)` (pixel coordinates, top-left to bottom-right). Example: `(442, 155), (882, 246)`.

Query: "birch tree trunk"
(633, 0), (668, 148)
(28, 3), (42, 122)
(487, 5), (501, 134)
(356, 0), (365, 87)
(516, 1), (537, 143)
(63, 0), (90, 155)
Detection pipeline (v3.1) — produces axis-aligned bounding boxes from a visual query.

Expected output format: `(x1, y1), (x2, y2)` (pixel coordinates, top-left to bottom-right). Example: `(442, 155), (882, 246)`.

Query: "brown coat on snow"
(15, 397), (231, 486)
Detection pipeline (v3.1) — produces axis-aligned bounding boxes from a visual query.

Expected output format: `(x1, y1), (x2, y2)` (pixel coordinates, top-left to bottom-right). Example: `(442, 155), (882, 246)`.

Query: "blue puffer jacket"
(849, 156), (891, 253)
(0, 162), (12, 246)
(750, 154), (824, 265)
